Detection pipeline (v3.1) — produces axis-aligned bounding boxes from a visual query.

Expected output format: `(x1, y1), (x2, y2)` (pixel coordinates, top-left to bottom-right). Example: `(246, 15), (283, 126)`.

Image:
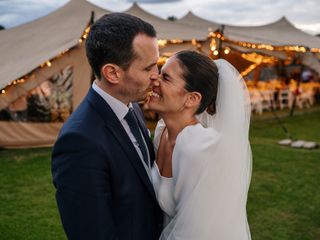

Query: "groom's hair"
(175, 51), (219, 115)
(85, 13), (157, 79)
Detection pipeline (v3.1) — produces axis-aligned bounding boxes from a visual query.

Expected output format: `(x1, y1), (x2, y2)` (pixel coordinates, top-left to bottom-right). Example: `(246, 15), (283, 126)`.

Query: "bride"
(145, 51), (252, 239)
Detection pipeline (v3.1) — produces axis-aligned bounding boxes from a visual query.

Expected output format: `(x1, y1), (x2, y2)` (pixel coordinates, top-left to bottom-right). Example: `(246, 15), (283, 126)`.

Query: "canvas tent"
(0, 0), (210, 148)
(0, 0), (111, 147)
(1, 0), (319, 148)
(124, 3), (210, 56)
(177, 13), (320, 76)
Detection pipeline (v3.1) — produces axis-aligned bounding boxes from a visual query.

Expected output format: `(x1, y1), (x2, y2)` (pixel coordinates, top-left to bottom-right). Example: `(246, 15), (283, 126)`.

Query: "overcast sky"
(0, 0), (319, 35)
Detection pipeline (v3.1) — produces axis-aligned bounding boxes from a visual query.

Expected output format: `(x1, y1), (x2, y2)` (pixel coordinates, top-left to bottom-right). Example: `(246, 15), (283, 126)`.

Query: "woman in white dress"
(145, 51), (252, 240)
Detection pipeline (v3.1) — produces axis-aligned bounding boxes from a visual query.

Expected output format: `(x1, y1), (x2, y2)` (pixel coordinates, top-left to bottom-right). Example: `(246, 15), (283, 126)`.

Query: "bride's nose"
(152, 77), (161, 87)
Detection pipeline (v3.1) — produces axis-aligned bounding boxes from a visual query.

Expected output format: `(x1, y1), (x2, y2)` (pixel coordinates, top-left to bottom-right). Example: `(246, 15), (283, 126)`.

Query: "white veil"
(160, 59), (252, 239)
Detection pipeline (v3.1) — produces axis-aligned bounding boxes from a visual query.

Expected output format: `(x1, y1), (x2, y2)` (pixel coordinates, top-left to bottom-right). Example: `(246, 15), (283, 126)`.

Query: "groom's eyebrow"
(144, 62), (157, 70)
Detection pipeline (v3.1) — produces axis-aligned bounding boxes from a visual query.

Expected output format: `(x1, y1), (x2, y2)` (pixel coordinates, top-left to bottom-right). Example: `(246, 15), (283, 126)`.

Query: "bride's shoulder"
(175, 123), (221, 155)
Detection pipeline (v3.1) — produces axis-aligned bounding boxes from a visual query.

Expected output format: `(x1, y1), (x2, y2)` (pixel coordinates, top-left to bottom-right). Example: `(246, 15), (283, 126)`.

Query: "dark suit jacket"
(52, 88), (163, 240)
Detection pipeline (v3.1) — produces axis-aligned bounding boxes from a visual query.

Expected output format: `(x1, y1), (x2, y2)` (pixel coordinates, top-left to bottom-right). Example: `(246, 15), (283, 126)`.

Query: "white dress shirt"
(92, 81), (151, 175)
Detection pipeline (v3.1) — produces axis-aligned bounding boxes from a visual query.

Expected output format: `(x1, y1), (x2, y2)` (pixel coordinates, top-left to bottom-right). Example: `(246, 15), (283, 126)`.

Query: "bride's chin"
(147, 102), (161, 112)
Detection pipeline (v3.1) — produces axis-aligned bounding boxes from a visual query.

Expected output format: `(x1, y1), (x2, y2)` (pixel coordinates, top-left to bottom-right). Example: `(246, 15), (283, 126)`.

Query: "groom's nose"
(150, 66), (159, 81)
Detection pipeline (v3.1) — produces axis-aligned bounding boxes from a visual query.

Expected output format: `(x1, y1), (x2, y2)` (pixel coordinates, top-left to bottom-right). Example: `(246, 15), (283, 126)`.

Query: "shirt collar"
(92, 80), (133, 121)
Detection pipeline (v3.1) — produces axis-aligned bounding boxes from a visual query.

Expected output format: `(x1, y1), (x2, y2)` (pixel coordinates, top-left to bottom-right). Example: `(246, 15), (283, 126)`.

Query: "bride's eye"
(161, 73), (170, 82)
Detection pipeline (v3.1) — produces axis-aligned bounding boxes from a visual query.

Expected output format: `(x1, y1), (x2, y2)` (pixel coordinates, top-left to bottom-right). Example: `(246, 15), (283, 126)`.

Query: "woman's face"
(146, 55), (189, 115)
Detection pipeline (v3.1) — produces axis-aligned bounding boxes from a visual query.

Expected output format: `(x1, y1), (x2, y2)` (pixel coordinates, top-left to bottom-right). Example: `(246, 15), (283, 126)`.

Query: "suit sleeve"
(52, 132), (118, 240)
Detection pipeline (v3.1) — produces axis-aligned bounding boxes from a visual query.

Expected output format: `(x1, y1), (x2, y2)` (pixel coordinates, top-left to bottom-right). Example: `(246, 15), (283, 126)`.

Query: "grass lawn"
(0, 109), (319, 239)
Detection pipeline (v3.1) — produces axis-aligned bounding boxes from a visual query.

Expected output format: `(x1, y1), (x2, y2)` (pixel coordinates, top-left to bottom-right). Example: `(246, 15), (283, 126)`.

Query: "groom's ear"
(185, 92), (202, 109)
(101, 64), (121, 84)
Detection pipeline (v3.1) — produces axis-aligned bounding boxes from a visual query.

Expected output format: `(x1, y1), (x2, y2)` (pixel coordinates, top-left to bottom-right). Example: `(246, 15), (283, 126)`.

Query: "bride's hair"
(175, 51), (219, 115)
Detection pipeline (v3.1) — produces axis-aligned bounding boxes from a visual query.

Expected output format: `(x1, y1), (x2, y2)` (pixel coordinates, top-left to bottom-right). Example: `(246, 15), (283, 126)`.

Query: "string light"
(224, 47), (230, 55)
(241, 52), (277, 64)
(170, 39), (183, 44)
(208, 31), (320, 53)
(241, 64), (258, 77)
(158, 39), (168, 47)
(311, 48), (320, 53)
(0, 24), (92, 95)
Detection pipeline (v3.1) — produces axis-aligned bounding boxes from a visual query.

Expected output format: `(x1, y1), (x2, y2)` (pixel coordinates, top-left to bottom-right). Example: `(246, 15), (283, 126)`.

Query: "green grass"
(248, 110), (320, 240)
(0, 148), (66, 240)
(0, 110), (319, 239)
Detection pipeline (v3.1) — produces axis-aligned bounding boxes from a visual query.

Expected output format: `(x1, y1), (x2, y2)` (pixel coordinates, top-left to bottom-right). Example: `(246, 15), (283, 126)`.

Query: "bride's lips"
(150, 87), (161, 100)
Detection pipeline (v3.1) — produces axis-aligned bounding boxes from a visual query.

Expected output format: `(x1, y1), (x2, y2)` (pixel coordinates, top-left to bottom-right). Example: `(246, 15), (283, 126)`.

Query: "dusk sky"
(0, 0), (319, 35)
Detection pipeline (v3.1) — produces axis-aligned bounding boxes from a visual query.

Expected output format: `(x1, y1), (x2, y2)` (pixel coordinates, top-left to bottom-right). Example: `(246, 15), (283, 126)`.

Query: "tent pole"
(290, 53), (306, 117)
(256, 89), (294, 140)
(217, 24), (224, 59)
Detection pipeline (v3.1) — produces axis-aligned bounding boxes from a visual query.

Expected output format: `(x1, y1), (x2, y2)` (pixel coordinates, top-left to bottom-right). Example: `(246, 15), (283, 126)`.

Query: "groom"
(52, 13), (163, 239)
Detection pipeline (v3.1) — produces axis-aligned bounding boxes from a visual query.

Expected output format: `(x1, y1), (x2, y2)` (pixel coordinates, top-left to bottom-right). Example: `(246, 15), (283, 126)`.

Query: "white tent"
(177, 13), (320, 75)
(1, 1), (319, 148)
(0, 1), (209, 148)
(0, 0), (109, 147)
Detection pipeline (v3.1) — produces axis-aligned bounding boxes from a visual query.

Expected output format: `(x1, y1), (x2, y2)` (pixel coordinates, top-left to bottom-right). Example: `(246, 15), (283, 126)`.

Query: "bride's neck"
(162, 113), (198, 144)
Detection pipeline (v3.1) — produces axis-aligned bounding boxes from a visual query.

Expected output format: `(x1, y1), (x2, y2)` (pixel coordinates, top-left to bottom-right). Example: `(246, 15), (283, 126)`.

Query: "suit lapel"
(86, 88), (157, 200)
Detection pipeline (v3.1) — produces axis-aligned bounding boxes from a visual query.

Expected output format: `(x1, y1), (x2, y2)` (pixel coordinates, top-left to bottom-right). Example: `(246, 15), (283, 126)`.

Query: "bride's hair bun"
(206, 98), (216, 115)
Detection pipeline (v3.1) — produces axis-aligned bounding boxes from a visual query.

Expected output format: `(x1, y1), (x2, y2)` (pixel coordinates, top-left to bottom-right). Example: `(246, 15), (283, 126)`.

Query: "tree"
(167, 16), (177, 21)
(0, 25), (5, 31)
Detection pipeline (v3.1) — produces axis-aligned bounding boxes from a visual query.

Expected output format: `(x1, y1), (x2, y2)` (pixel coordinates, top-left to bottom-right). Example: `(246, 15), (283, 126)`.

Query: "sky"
(0, 0), (320, 35)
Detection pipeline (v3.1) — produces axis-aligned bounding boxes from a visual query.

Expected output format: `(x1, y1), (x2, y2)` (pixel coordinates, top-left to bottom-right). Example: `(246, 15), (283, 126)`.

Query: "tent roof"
(223, 17), (320, 48)
(0, 1), (208, 89)
(124, 3), (207, 41)
(0, 0), (110, 89)
(178, 13), (320, 49)
(178, 11), (221, 34)
(1, 1), (320, 89)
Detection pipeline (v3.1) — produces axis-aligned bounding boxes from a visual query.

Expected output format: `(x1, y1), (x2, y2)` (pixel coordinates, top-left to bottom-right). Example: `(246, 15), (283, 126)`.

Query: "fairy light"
(158, 39), (168, 47)
(170, 39), (183, 44)
(158, 56), (169, 65)
(0, 25), (92, 96)
(210, 38), (217, 51)
(311, 48), (320, 53)
(224, 47), (230, 55)
(241, 52), (277, 64)
(241, 64), (258, 77)
(208, 31), (319, 53)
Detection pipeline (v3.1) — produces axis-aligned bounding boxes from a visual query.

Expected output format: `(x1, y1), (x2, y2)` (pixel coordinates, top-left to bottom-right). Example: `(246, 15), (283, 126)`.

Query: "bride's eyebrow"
(162, 72), (171, 79)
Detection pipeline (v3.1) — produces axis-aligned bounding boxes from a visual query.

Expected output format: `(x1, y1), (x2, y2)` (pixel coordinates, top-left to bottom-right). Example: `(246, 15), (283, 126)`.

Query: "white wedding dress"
(151, 59), (252, 240)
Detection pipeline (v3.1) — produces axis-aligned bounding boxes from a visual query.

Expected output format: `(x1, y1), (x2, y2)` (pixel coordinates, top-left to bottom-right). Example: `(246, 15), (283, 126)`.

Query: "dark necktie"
(125, 108), (149, 166)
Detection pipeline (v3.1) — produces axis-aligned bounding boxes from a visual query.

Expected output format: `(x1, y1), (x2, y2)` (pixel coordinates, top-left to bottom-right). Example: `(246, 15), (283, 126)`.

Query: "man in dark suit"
(52, 13), (163, 239)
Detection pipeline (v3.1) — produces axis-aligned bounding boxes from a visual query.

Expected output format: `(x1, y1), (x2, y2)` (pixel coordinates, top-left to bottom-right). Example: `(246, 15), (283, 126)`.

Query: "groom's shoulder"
(59, 98), (103, 136)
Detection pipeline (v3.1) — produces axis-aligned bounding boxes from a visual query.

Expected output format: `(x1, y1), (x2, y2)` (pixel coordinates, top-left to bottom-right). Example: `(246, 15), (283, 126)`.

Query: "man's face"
(119, 33), (159, 103)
